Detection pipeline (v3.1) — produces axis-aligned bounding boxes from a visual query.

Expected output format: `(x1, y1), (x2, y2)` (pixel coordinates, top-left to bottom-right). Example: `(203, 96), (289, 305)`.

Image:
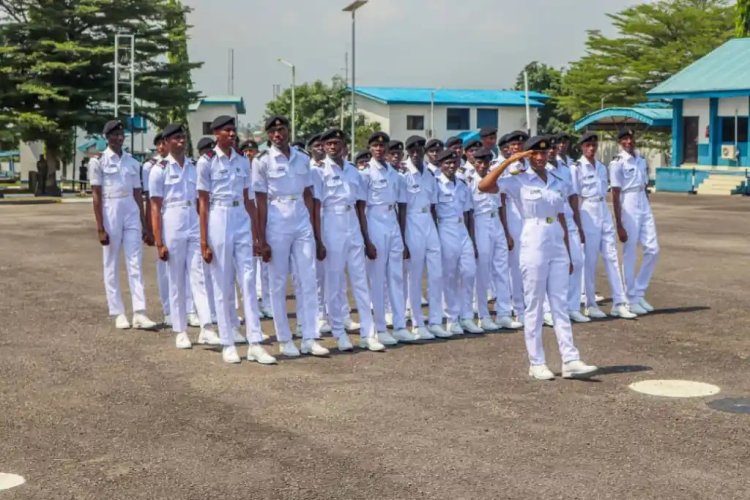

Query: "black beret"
(153, 132), (164, 146)
(425, 138), (444, 151)
(239, 139), (258, 151)
(368, 131), (390, 145)
(306, 133), (322, 148)
(473, 147), (494, 161)
(445, 136), (462, 148)
(320, 128), (347, 142)
(617, 127), (635, 140)
(506, 130), (530, 144)
(555, 132), (571, 143)
(264, 115), (290, 131)
(436, 149), (458, 163)
(210, 115), (235, 131)
(546, 134), (558, 148)
(523, 135), (552, 151)
(497, 133), (510, 147)
(388, 140), (404, 152)
(479, 127), (497, 138)
(196, 137), (215, 151)
(161, 123), (185, 139)
(291, 141), (306, 150)
(405, 135), (426, 150)
(103, 119), (124, 136)
(354, 150), (371, 163)
(464, 139), (482, 150)
(578, 131), (598, 145)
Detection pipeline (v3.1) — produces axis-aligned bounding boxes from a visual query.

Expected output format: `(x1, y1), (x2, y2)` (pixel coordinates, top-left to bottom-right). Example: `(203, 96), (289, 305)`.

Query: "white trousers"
(255, 258), (271, 305)
(581, 199), (627, 306)
(366, 209), (405, 331)
(208, 206), (263, 346)
(438, 219), (476, 322)
(566, 225), (585, 312)
(322, 209), (375, 338)
(621, 191), (659, 303)
(506, 202), (525, 318)
(156, 259), (170, 316)
(474, 212), (512, 318)
(520, 220), (580, 366)
(405, 212), (443, 326)
(101, 197), (145, 316)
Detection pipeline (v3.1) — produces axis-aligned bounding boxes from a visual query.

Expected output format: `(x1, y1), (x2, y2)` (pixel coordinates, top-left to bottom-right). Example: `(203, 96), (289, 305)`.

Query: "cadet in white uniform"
(90, 120), (157, 330)
(402, 135), (450, 340)
(570, 132), (634, 319)
(197, 115), (276, 365)
(306, 133), (331, 334)
(435, 149), (483, 335)
(312, 128), (385, 352)
(424, 138), (443, 175)
(479, 136), (597, 380)
(148, 124), (220, 349)
(252, 115), (329, 357)
(610, 128), (659, 315)
(479, 127), (499, 161)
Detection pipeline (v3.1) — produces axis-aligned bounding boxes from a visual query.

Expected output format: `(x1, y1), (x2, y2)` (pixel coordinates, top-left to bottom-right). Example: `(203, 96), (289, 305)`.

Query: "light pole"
(278, 58), (296, 141)
(343, 0), (368, 157)
(430, 87), (442, 138)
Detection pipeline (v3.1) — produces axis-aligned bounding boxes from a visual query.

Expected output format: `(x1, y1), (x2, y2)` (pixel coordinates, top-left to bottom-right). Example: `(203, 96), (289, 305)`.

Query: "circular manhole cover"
(0, 473), (25, 491)
(707, 398), (750, 414)
(629, 379), (720, 398)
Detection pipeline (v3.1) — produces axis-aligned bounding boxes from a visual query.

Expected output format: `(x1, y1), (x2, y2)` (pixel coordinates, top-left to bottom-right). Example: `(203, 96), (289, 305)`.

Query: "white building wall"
(354, 97), (391, 136)
(683, 98), (710, 144)
(717, 96), (749, 117)
(187, 103), (239, 156)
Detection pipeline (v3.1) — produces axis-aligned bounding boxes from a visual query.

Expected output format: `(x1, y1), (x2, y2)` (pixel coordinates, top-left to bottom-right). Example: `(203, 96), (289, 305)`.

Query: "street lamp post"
(343, 0), (368, 157)
(430, 87), (442, 138)
(278, 58), (296, 141)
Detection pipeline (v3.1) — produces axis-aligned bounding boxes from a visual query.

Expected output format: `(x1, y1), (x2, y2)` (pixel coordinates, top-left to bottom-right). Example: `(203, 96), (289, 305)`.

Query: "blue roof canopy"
(354, 86), (547, 108)
(647, 38), (750, 99)
(574, 106), (673, 132)
(189, 95), (246, 114)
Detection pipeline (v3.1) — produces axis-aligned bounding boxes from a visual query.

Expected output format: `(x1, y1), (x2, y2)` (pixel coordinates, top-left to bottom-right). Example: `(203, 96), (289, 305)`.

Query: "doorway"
(682, 116), (699, 164)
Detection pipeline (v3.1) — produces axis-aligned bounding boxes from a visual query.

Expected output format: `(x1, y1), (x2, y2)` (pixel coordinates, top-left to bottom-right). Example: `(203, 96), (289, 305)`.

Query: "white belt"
(407, 206), (430, 215)
(164, 199), (193, 208)
(367, 204), (395, 214)
(323, 204), (354, 214)
(439, 216), (463, 224)
(103, 191), (130, 199)
(211, 199), (241, 207)
(524, 216), (556, 225)
(474, 210), (497, 218)
(582, 196), (604, 202)
(270, 194), (301, 203)
(621, 187), (644, 194)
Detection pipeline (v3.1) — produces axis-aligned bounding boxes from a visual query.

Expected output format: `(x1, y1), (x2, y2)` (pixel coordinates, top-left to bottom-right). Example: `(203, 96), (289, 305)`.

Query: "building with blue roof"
(187, 95), (246, 156)
(353, 86), (547, 141)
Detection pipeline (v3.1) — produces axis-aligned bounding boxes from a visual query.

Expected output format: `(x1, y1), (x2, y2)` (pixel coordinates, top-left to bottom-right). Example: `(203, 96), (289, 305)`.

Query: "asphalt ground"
(1, 194), (749, 499)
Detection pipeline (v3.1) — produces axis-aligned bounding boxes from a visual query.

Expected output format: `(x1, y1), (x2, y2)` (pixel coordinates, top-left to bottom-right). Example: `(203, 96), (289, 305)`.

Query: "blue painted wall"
(697, 144), (711, 165)
(708, 98), (719, 165)
(656, 167), (710, 192)
(672, 100), (683, 166)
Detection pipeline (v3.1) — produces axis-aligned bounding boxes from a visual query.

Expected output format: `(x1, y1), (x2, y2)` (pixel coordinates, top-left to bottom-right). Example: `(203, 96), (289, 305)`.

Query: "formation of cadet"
(90, 116), (660, 380)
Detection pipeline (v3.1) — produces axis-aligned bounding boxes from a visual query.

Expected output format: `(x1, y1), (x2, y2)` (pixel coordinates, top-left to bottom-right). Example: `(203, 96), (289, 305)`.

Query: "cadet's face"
(267, 125), (289, 148)
(619, 135), (635, 153)
(107, 130), (125, 149)
(557, 140), (569, 155)
(426, 147), (441, 162)
(530, 151), (548, 169)
(310, 141), (325, 160)
(474, 158), (489, 176)
(389, 150), (404, 166)
(450, 144), (463, 156)
(501, 145), (511, 157)
(199, 147), (212, 156)
(369, 142), (386, 161)
(168, 133), (186, 155)
(214, 125), (237, 148)
(245, 149), (258, 161)
(508, 141), (522, 154)
(156, 141), (167, 156)
(325, 138), (344, 158)
(546, 148), (555, 161)
(407, 146), (424, 163)
(357, 158), (369, 170)
(582, 141), (598, 157)
(481, 135), (496, 148)
(440, 159), (458, 178)
(465, 147), (477, 163)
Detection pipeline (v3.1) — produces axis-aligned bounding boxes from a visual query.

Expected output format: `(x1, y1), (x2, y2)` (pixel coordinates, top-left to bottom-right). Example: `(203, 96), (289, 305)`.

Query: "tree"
(513, 62), (572, 134)
(560, 0), (734, 121)
(738, 0), (750, 36)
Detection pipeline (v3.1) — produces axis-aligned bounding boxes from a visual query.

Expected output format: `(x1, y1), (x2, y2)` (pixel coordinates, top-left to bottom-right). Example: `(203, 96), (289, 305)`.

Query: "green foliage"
(514, 62), (572, 134)
(738, 0), (750, 36)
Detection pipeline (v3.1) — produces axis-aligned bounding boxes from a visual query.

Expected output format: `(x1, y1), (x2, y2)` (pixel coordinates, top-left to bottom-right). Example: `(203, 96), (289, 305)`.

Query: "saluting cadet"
(435, 149), (483, 335)
(148, 124), (220, 349)
(401, 135), (450, 340)
(479, 136), (597, 380)
(312, 128), (385, 352)
(142, 132), (171, 325)
(90, 120), (157, 330)
(424, 138), (443, 175)
(360, 131), (411, 345)
(355, 150), (371, 171)
(571, 132), (633, 319)
(610, 128), (659, 315)
(252, 115), (329, 357)
(468, 147), (522, 331)
(479, 127), (499, 160)
(197, 115), (276, 365)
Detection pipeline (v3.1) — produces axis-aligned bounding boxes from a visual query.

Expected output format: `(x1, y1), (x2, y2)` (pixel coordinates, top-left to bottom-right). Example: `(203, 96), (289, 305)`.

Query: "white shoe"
(420, 295), (428, 307)
(586, 306), (607, 319)
(260, 306), (273, 319)
(629, 302), (648, 315)
(132, 312), (157, 330)
(233, 327), (247, 344)
(261, 332), (271, 342)
(197, 328), (221, 345)
(279, 340), (301, 357)
(542, 312), (554, 327)
(247, 343), (277, 364)
(318, 319), (332, 334)
(529, 364), (555, 381)
(611, 304), (637, 319)
(175, 332), (192, 349)
(568, 310), (591, 323)
(460, 319), (484, 334)
(295, 324), (303, 338)
(222, 345), (241, 364)
(479, 318), (499, 331)
(639, 298), (655, 312)
(595, 293), (604, 303)
(301, 339), (329, 356)
(413, 326), (436, 340)
(336, 333), (353, 351)
(447, 322), (464, 335)
(393, 328), (419, 342)
(163, 314), (172, 327)
(562, 360), (598, 379)
(384, 312), (394, 328)
(427, 323), (452, 338)
(114, 314), (131, 329)
(495, 316), (523, 329)
(187, 312), (200, 328)
(359, 335), (386, 352)
(377, 331), (398, 346)
(343, 317), (360, 332)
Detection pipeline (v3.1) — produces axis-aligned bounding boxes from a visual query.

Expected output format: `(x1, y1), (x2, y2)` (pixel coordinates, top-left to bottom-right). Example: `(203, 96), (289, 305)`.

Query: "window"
(202, 121), (213, 135)
(720, 117), (748, 142)
(446, 108), (470, 130)
(476, 108), (498, 129)
(406, 115), (425, 130)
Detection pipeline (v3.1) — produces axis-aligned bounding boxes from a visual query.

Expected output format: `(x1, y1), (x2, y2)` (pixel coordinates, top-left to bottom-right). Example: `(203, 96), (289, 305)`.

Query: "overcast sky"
(184, 0), (649, 124)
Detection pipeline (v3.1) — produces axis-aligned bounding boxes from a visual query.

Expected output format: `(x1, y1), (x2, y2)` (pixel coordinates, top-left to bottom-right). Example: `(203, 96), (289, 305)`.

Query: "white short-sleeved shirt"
(148, 155), (198, 204)
(426, 162), (440, 176)
(360, 159), (406, 207)
(571, 156), (608, 199)
(435, 173), (472, 220)
(141, 155), (162, 193)
(468, 171), (502, 214)
(457, 161), (476, 181)
(400, 158), (438, 213)
(498, 167), (566, 220)
(252, 145), (313, 197)
(89, 147), (141, 196)
(196, 146), (252, 202)
(312, 158), (364, 207)
(547, 162), (576, 220)
(609, 150), (648, 191)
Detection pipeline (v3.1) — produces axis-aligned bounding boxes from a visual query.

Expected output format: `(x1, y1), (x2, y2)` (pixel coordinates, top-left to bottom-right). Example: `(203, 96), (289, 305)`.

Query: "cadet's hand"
(143, 230), (155, 246)
(97, 228), (110, 246)
(260, 242), (272, 263)
(316, 239), (327, 261)
(579, 230), (586, 245)
(473, 245), (479, 259)
(365, 240), (377, 260)
(201, 243), (213, 264)
(157, 243), (169, 261)
(506, 234), (514, 251)
(617, 224), (628, 243)
(403, 244), (410, 260)
(569, 262), (574, 275)
(253, 241), (261, 257)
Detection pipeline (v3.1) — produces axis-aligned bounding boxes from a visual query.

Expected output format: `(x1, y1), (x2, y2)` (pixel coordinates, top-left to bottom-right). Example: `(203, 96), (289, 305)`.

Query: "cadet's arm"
(569, 194), (585, 244)
(198, 190), (212, 263)
(466, 210), (478, 257)
(558, 213), (572, 272)
(478, 151), (528, 193)
(243, 189), (259, 246)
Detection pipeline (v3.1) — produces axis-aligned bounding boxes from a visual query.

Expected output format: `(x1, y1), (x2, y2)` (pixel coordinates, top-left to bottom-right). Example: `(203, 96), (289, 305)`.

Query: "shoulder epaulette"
(549, 171), (563, 182)
(256, 150), (268, 159)
(457, 178), (467, 186)
(203, 150), (216, 159)
(573, 160), (581, 166)
(159, 159), (168, 168)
